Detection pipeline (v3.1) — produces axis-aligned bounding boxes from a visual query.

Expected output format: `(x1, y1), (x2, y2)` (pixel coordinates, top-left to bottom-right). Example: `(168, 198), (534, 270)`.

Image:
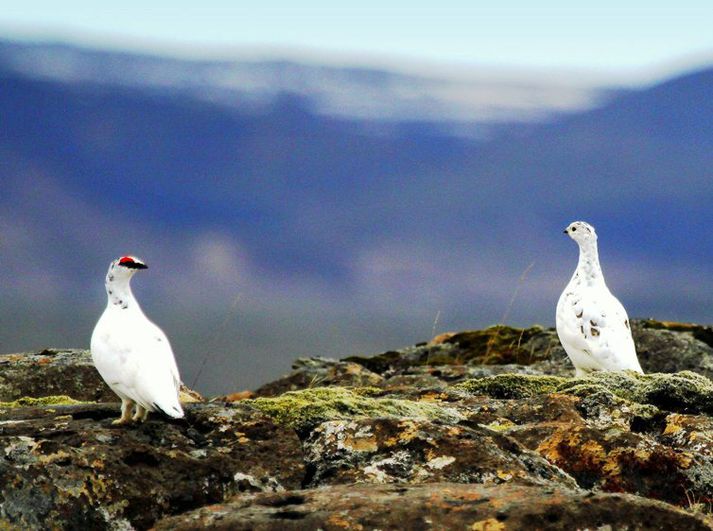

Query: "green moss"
(249, 386), (462, 429)
(0, 395), (85, 408)
(0, 520), (24, 531)
(556, 371), (643, 400)
(456, 374), (567, 399)
(457, 371), (713, 414)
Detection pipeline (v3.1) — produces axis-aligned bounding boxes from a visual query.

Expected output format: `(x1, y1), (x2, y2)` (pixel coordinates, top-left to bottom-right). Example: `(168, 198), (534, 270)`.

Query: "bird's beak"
(563, 229), (568, 234)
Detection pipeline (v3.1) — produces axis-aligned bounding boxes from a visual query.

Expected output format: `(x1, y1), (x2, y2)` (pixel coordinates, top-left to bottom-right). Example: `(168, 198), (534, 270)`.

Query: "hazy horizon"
(1, 5), (712, 395)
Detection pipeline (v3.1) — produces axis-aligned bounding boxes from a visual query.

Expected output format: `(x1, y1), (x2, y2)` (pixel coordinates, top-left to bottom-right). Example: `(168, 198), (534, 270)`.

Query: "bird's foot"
(111, 417), (132, 426)
(132, 405), (149, 423)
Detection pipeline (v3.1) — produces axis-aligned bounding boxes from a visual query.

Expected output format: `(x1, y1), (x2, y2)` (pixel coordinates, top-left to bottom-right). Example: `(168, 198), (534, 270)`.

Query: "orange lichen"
(470, 518), (506, 531)
(342, 433), (378, 453)
(326, 513), (360, 529)
(664, 415), (686, 436)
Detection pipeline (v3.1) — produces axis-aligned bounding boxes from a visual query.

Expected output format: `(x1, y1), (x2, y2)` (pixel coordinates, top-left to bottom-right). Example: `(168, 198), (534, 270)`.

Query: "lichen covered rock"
(344, 319), (713, 384)
(254, 357), (383, 397)
(459, 370), (713, 414)
(0, 402), (304, 529)
(4, 320), (713, 529)
(634, 320), (713, 379)
(249, 386), (462, 431)
(456, 374), (567, 399)
(153, 482), (713, 531)
(344, 324), (564, 373)
(0, 349), (115, 402)
(302, 417), (577, 489)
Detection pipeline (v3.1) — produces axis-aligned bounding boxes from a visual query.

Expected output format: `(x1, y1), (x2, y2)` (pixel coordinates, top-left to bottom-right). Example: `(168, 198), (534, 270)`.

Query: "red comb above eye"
(119, 256), (134, 264)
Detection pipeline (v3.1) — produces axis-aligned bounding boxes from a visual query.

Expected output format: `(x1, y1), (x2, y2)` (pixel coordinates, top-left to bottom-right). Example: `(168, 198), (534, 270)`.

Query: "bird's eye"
(571, 227), (577, 232)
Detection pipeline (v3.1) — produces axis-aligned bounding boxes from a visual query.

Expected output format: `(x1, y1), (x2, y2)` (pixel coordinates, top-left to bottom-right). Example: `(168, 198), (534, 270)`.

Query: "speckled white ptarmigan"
(91, 256), (184, 424)
(556, 221), (643, 376)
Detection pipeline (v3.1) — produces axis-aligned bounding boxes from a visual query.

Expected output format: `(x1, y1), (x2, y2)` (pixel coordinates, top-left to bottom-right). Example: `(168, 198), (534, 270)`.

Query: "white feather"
(556, 222), (643, 376)
(91, 257), (184, 420)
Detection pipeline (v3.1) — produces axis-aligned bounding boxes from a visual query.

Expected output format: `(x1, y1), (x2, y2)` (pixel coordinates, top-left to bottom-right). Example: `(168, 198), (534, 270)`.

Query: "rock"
(301, 417), (577, 489)
(456, 372), (713, 509)
(344, 325), (566, 375)
(0, 349), (115, 402)
(253, 357), (383, 397)
(4, 320), (713, 529)
(660, 413), (713, 456)
(456, 374), (568, 399)
(457, 370), (713, 414)
(536, 422), (713, 507)
(153, 482), (713, 530)
(633, 320), (713, 379)
(0, 349), (204, 407)
(249, 386), (462, 432)
(0, 402), (304, 529)
(344, 319), (713, 384)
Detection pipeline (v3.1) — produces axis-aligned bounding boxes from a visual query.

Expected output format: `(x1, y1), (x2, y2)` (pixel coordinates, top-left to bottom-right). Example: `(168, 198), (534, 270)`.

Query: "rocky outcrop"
(2, 319), (713, 529)
(0, 402), (303, 529)
(254, 357), (383, 397)
(153, 483), (713, 531)
(341, 319), (713, 385)
(0, 349), (115, 402)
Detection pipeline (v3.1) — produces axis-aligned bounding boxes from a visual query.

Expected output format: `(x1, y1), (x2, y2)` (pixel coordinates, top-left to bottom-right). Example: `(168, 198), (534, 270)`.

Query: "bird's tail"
(152, 401), (184, 418)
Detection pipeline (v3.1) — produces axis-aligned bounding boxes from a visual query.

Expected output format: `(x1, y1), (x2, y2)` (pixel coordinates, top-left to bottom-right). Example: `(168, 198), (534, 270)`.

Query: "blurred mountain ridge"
(0, 40), (712, 394)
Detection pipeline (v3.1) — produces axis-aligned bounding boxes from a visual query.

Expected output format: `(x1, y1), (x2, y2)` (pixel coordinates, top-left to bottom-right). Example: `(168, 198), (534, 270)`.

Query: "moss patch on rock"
(249, 387), (462, 430)
(458, 371), (713, 414)
(0, 395), (85, 408)
(456, 374), (567, 399)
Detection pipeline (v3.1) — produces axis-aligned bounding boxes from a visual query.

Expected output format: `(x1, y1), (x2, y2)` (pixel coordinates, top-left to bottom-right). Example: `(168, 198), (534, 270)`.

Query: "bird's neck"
(105, 273), (139, 311)
(573, 240), (605, 287)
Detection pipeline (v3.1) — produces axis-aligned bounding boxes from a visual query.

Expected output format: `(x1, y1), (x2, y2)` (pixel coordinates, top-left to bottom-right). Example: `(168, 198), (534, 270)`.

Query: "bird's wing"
(570, 288), (639, 371)
(91, 315), (183, 415)
(143, 320), (181, 387)
(128, 321), (184, 415)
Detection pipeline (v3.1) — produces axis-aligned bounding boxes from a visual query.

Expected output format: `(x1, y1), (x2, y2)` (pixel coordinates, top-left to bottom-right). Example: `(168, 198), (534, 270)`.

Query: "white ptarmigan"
(91, 256), (184, 424)
(556, 221), (643, 376)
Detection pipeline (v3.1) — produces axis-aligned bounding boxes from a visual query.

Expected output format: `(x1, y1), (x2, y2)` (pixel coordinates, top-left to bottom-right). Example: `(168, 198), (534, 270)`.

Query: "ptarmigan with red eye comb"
(91, 256), (184, 424)
(556, 222), (643, 376)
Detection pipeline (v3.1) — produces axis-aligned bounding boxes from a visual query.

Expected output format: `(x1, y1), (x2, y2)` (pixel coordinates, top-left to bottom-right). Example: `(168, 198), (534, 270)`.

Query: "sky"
(2, 1), (713, 81)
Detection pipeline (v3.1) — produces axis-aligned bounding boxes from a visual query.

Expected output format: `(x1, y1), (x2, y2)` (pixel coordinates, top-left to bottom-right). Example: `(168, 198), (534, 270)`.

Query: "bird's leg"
(112, 398), (135, 425)
(132, 404), (150, 423)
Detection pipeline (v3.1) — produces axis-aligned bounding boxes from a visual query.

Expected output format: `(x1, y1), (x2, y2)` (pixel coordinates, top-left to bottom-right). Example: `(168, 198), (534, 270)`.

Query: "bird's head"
(563, 221), (597, 245)
(109, 255), (148, 280)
